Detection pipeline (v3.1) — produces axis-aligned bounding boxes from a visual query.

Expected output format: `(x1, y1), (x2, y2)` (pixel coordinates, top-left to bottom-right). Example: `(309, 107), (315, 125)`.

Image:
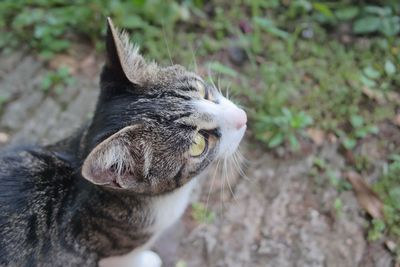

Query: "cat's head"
(81, 18), (246, 194)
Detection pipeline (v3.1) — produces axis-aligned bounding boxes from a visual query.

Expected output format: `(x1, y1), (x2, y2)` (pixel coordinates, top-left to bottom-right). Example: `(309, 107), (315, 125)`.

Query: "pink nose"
(231, 108), (247, 129)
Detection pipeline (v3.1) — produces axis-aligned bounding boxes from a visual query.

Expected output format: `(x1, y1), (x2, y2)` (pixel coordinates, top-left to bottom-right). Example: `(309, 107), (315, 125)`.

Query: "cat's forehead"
(150, 65), (203, 88)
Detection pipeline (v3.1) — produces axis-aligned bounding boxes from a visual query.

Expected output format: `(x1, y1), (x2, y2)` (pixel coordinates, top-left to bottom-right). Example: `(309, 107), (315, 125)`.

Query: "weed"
(368, 218), (386, 241)
(41, 66), (75, 95)
(175, 260), (187, 267)
(191, 202), (215, 224)
(255, 108), (313, 150)
(0, 0), (190, 60)
(333, 197), (343, 217)
(372, 155), (400, 257)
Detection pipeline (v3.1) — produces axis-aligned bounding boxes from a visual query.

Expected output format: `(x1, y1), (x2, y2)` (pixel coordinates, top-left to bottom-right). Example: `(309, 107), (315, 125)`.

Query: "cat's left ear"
(105, 18), (156, 86)
(81, 125), (150, 192)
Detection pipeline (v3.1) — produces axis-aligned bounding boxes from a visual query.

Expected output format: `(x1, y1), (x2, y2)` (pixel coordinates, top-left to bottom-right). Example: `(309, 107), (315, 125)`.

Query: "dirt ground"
(0, 50), (396, 267)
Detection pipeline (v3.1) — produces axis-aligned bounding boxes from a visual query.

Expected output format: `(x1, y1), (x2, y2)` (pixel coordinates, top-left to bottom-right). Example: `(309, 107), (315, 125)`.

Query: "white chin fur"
(218, 124), (246, 158)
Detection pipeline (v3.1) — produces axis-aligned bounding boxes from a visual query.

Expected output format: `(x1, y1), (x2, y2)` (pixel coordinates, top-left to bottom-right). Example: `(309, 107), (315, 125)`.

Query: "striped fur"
(0, 19), (246, 267)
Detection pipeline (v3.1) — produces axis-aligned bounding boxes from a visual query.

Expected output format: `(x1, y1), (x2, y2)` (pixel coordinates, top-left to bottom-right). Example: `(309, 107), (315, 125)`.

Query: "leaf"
(353, 16), (381, 34)
(334, 198), (343, 212)
(254, 17), (289, 39)
(368, 218), (385, 241)
(41, 75), (53, 91)
(346, 171), (384, 219)
(335, 6), (359, 21)
(120, 15), (148, 29)
(350, 114), (364, 128)
(364, 5), (392, 16)
(207, 62), (238, 77)
(384, 60), (396, 76)
(57, 66), (70, 77)
(380, 16), (400, 36)
(363, 66), (381, 79)
(366, 125), (379, 135)
(388, 187), (400, 209)
(360, 75), (376, 87)
(342, 137), (356, 150)
(288, 133), (299, 150)
(268, 133), (284, 148)
(313, 3), (335, 18)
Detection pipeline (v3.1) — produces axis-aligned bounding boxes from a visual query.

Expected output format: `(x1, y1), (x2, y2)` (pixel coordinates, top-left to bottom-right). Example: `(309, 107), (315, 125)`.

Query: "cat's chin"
(218, 124), (246, 158)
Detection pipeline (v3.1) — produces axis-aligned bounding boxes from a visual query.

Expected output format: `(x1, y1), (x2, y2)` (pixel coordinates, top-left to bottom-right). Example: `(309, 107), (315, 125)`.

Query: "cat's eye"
(196, 81), (207, 99)
(195, 80), (216, 102)
(189, 133), (207, 157)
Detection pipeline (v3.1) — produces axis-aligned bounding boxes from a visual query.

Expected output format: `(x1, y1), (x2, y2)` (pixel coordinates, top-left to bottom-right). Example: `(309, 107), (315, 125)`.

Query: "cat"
(0, 18), (247, 267)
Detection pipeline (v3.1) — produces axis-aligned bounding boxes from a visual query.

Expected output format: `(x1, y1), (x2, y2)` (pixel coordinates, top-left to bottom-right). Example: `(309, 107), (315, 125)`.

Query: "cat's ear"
(105, 17), (157, 86)
(81, 125), (149, 191)
(105, 17), (126, 81)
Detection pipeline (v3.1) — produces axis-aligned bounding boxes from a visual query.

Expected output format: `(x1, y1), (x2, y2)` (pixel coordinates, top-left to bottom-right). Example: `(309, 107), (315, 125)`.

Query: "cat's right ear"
(105, 17), (129, 82)
(104, 18), (159, 86)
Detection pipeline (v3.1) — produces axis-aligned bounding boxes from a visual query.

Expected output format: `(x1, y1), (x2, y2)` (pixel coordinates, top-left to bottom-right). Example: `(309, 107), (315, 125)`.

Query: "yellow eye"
(189, 133), (206, 157)
(196, 81), (206, 98)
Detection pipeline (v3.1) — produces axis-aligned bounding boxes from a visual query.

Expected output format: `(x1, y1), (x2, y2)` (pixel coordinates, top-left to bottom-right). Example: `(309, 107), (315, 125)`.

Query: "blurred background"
(0, 0), (399, 266)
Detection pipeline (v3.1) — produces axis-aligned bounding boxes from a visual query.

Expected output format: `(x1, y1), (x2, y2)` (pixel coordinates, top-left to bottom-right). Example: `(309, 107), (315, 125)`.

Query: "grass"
(1, 0), (400, 260)
(372, 155), (400, 259)
(191, 202), (215, 224)
(41, 66), (75, 95)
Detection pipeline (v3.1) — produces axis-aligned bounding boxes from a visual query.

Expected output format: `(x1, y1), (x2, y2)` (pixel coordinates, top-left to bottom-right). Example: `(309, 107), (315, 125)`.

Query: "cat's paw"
(131, 250), (162, 267)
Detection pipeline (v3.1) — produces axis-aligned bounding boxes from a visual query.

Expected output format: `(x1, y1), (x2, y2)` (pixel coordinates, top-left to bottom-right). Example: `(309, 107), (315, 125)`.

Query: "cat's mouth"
(218, 124), (246, 158)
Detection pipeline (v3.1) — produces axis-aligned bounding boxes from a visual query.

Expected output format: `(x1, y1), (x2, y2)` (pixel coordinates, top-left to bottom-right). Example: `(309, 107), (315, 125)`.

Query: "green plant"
(333, 197), (343, 216)
(368, 218), (386, 241)
(273, 1), (400, 37)
(175, 260), (187, 267)
(41, 66), (75, 94)
(0, 0), (192, 60)
(353, 5), (400, 36)
(191, 202), (215, 224)
(372, 155), (400, 257)
(0, 95), (8, 108)
(328, 171), (352, 192)
(255, 108), (313, 150)
(337, 115), (379, 150)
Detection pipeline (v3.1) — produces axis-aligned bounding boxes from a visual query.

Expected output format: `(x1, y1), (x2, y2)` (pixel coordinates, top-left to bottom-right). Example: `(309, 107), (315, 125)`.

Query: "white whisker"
(206, 159), (221, 212)
(162, 26), (173, 65)
(226, 157), (239, 203)
(232, 152), (252, 181)
(207, 69), (221, 94)
(189, 44), (199, 73)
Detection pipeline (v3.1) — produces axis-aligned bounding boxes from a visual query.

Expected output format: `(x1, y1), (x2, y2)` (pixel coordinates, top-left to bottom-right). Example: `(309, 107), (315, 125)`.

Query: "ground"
(0, 47), (397, 267)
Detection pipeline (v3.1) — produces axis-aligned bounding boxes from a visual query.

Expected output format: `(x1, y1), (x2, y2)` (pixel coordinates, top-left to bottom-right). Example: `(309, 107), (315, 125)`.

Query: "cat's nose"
(229, 107), (247, 129)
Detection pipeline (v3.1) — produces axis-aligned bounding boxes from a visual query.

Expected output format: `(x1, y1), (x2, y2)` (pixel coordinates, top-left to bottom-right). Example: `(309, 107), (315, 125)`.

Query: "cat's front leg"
(99, 250), (162, 267)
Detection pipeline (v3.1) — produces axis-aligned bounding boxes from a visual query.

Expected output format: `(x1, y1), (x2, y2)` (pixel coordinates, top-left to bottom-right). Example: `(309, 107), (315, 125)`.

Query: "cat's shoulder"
(0, 145), (73, 177)
(0, 145), (74, 211)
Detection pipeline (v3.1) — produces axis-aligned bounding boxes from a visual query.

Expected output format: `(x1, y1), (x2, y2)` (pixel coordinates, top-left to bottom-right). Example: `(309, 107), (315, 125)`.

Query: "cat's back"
(0, 146), (80, 266)
(0, 145), (73, 216)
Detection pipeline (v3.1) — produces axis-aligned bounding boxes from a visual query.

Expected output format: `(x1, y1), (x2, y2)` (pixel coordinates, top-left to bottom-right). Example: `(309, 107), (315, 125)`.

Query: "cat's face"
(81, 19), (246, 194)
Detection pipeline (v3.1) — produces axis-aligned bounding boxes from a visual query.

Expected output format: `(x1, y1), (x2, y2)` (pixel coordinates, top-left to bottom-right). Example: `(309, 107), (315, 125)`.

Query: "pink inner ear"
(81, 125), (144, 189)
(82, 161), (114, 186)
